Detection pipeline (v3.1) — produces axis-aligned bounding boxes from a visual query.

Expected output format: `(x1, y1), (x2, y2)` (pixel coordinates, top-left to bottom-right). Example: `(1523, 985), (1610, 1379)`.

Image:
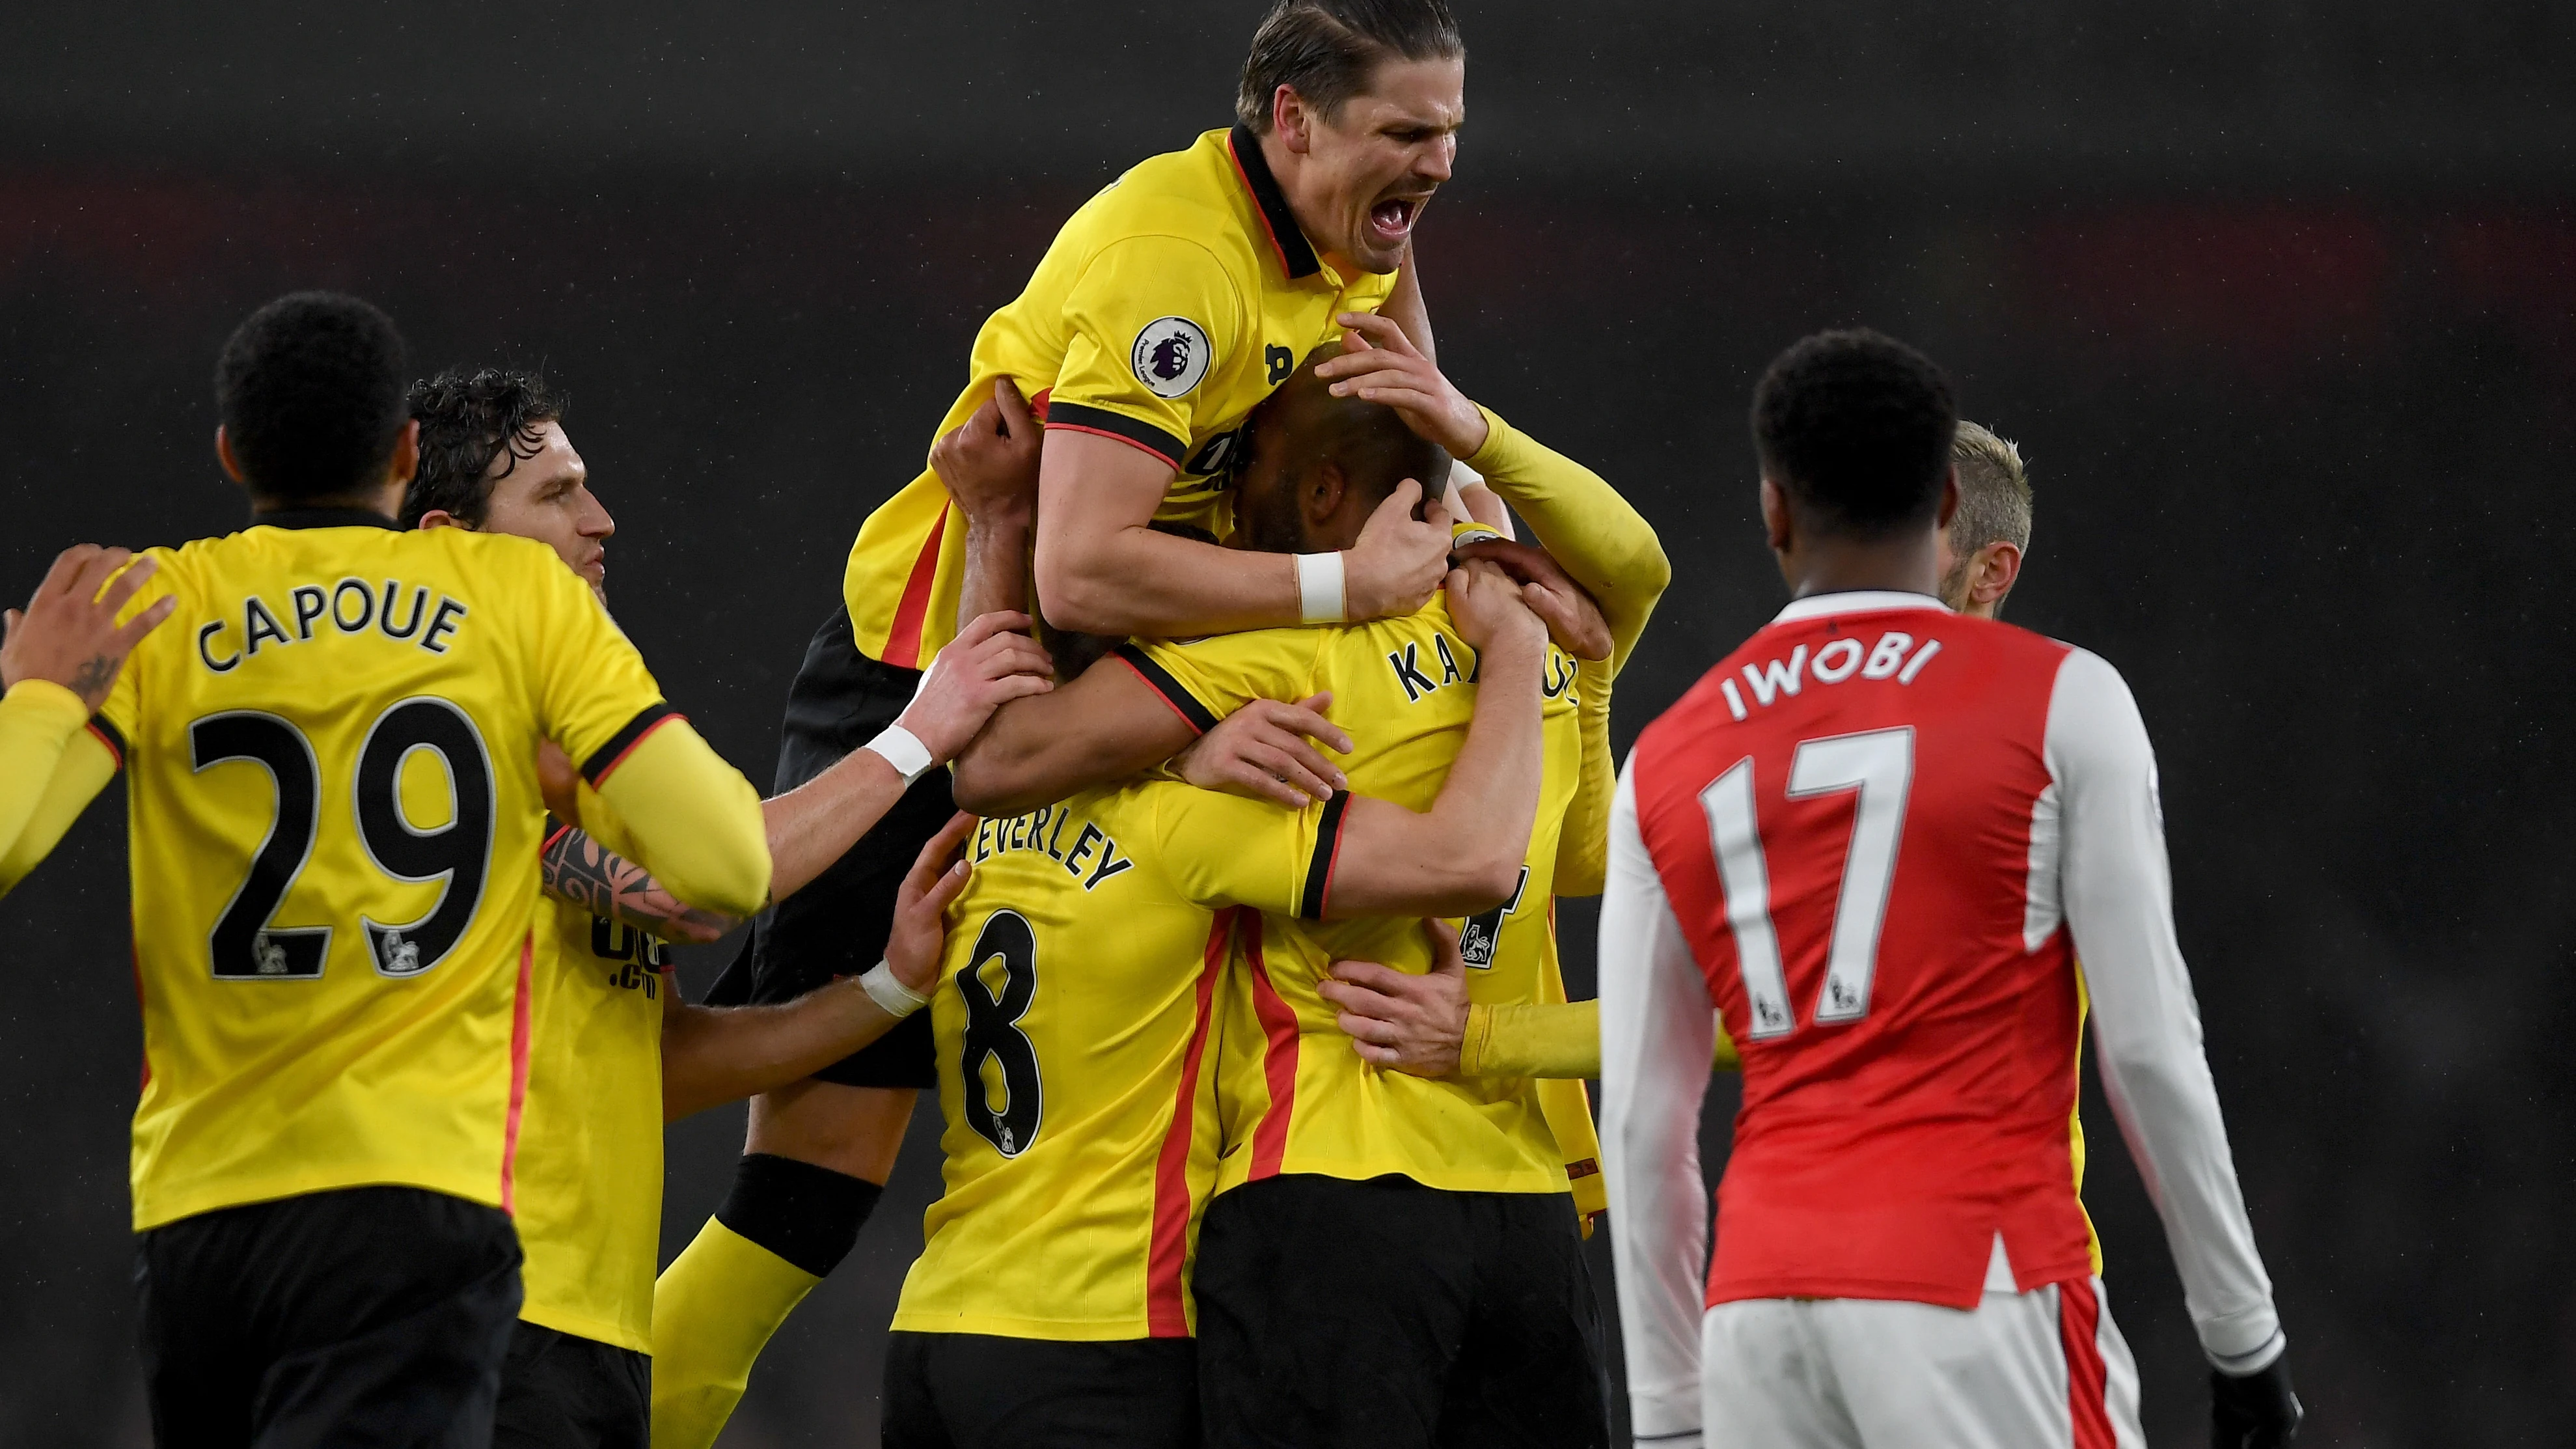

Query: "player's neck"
(1777, 535), (1943, 603)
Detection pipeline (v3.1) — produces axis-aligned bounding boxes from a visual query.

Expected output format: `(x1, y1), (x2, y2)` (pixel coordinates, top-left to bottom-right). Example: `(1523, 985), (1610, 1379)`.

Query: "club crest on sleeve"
(1131, 316), (1212, 399)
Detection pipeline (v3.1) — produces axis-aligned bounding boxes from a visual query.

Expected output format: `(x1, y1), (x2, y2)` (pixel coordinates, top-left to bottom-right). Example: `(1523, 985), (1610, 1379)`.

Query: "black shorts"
(134, 1185), (523, 1449)
(704, 605), (950, 1089)
(491, 1321), (648, 1449)
(1192, 1174), (1608, 1449)
(881, 1331), (1198, 1449)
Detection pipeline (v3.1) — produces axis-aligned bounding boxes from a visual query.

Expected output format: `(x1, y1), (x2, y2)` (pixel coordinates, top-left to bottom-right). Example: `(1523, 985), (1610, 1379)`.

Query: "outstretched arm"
(659, 813), (974, 1121)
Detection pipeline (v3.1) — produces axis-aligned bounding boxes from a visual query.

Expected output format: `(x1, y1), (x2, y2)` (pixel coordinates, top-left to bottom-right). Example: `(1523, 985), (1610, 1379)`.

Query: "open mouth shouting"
(1369, 193), (1429, 247)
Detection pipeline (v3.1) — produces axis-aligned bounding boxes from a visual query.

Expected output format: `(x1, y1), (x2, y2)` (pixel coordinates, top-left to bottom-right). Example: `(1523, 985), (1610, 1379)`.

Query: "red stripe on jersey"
(1240, 915), (1300, 1180)
(1145, 908), (1235, 1338)
(87, 720), (124, 770)
(2059, 1276), (2117, 1449)
(500, 933), (534, 1215)
(882, 506), (952, 672)
(1224, 130), (1295, 279)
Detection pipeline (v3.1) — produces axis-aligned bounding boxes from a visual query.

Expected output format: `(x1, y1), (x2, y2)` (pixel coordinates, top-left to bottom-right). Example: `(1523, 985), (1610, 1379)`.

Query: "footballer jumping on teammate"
(651, 5), (1473, 1440)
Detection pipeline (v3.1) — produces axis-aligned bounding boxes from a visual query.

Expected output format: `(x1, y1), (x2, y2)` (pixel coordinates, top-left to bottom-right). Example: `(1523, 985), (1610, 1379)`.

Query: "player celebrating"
(0, 293), (773, 1447)
(876, 397), (1557, 1447)
(0, 545), (173, 857)
(1599, 331), (2303, 1448)
(929, 349), (1657, 1448)
(396, 367), (1051, 1449)
(655, 3), (1472, 1436)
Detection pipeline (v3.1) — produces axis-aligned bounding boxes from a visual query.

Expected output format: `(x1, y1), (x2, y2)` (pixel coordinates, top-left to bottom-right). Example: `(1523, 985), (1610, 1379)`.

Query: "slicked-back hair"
(1751, 328), (1957, 542)
(1236, 0), (1464, 132)
(214, 292), (409, 504)
(402, 368), (566, 529)
(1950, 420), (2033, 556)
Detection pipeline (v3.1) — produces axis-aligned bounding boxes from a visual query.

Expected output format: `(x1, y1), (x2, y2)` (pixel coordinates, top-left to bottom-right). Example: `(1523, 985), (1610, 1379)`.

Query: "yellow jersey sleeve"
(1553, 657), (1616, 898)
(1149, 784), (1339, 920)
(0, 680), (96, 889)
(514, 549), (769, 918)
(1047, 235), (1250, 471)
(1116, 629), (1321, 738)
(1465, 406), (1671, 673)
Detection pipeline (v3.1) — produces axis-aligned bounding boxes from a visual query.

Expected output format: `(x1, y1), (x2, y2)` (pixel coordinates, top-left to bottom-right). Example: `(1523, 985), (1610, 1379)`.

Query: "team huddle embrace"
(0, 3), (2305, 1448)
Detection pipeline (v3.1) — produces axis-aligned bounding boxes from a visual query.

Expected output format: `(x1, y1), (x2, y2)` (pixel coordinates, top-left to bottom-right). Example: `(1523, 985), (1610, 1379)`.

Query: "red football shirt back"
(1630, 595), (2094, 1308)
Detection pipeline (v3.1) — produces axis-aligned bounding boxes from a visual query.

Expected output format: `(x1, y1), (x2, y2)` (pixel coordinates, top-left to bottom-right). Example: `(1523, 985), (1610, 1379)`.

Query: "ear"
(388, 419), (420, 486)
(1272, 86), (1311, 154)
(1759, 476), (1793, 553)
(215, 425), (248, 484)
(415, 509), (466, 532)
(1304, 458), (1350, 527)
(1934, 465), (1961, 529)
(1970, 540), (2023, 609)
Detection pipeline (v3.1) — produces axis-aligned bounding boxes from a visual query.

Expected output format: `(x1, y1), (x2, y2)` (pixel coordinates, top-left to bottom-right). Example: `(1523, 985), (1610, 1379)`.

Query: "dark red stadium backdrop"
(4, 3), (2571, 1444)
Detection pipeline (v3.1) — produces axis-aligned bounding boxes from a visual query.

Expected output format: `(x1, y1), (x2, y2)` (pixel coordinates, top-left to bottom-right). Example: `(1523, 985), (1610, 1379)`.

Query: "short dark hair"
(1237, 0), (1464, 131)
(1751, 328), (1957, 541)
(1252, 342), (1450, 508)
(401, 368), (566, 529)
(214, 292), (410, 503)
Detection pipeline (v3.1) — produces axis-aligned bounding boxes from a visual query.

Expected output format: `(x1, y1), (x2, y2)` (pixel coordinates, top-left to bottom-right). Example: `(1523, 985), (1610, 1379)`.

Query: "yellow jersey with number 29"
(893, 777), (1331, 1342)
(94, 514), (694, 1232)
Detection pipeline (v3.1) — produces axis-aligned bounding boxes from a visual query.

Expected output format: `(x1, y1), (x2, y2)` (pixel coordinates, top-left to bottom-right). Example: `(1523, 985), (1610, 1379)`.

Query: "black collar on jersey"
(1227, 122), (1322, 281)
(249, 506), (401, 531)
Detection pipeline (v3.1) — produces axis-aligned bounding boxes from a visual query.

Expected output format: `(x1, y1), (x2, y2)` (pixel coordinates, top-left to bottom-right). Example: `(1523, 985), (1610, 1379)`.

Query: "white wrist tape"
(863, 724), (936, 784)
(857, 960), (930, 1017)
(1295, 551), (1347, 624)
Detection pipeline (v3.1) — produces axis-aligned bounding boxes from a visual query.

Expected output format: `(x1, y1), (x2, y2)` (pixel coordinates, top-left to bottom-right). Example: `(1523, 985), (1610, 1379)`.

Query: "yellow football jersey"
(1125, 599), (1589, 1198)
(95, 512), (674, 1231)
(842, 125), (1400, 669)
(892, 778), (1330, 1341)
(511, 857), (670, 1354)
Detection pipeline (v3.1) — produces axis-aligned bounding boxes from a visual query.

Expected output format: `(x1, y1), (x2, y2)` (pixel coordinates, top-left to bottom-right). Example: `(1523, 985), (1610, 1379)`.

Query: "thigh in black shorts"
(1192, 1173), (1608, 1449)
(704, 605), (950, 1090)
(134, 1184), (523, 1449)
(490, 1321), (648, 1449)
(881, 1331), (1198, 1449)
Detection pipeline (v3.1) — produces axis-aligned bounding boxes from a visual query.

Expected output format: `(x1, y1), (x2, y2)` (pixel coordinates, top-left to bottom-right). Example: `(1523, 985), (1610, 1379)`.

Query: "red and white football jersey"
(1597, 591), (2282, 1442)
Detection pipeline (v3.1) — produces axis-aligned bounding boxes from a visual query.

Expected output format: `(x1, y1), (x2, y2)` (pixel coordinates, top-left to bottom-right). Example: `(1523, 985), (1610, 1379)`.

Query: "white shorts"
(1697, 1277), (2144, 1449)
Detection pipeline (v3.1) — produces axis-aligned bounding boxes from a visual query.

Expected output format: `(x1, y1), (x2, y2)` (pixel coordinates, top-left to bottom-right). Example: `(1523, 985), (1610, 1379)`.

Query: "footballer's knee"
(715, 1083), (917, 1277)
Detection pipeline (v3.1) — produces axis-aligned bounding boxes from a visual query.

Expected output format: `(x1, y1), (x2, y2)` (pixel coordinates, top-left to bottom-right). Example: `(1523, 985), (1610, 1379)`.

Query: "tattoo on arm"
(540, 829), (738, 939)
(69, 655), (115, 700)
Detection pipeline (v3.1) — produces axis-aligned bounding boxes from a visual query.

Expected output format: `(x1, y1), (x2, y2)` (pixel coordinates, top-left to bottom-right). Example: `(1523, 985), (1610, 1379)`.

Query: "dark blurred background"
(4, 3), (2571, 1444)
